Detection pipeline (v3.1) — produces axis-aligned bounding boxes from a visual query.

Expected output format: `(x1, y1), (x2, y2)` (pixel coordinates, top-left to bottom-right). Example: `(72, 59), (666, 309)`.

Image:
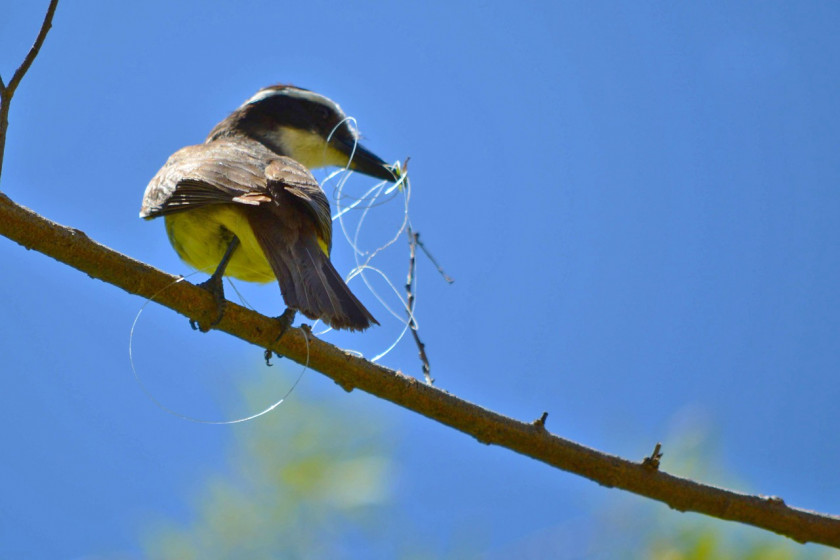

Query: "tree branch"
(1, 193), (839, 549)
(2, 0), (839, 548)
(0, 0), (60, 182)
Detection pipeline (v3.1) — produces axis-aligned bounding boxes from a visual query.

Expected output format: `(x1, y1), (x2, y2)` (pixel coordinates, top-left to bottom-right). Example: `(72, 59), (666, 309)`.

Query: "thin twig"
(415, 233), (454, 284)
(2, 193), (840, 549)
(0, 0), (60, 183)
(406, 226), (433, 384)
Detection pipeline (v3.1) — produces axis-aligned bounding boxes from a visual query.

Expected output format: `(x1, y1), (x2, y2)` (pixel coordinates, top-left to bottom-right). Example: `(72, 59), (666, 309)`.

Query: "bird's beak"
(334, 136), (399, 182)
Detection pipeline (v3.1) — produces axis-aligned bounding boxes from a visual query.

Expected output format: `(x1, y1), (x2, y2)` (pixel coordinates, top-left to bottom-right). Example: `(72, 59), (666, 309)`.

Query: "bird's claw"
(264, 308), (298, 365)
(191, 275), (227, 332)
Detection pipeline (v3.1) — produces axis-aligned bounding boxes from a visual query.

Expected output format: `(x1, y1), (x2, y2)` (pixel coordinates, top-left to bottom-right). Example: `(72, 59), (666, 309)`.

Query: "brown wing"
(141, 138), (333, 250)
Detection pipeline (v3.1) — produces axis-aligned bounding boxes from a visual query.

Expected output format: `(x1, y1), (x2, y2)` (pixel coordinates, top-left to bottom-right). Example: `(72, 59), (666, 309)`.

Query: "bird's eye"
(314, 105), (330, 121)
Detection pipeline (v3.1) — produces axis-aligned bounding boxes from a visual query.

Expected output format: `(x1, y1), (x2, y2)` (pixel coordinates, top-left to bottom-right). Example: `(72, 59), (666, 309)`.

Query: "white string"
(317, 116), (418, 364)
(128, 273), (309, 424)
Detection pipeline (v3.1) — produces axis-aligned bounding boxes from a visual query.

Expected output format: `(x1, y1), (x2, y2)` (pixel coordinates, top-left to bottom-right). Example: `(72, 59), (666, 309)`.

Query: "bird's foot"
(275, 308), (298, 341)
(263, 308), (298, 366)
(190, 274), (227, 332)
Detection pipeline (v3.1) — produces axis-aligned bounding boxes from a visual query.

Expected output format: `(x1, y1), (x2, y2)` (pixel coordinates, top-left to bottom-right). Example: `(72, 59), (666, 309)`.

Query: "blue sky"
(2, 1), (839, 557)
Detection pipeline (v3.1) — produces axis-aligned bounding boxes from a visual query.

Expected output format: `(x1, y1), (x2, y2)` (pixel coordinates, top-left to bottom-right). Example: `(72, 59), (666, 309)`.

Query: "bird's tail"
(248, 212), (378, 331)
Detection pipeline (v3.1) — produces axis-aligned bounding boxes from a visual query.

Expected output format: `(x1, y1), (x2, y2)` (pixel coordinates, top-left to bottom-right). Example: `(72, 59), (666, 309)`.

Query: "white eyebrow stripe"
(244, 88), (282, 105)
(243, 87), (345, 118)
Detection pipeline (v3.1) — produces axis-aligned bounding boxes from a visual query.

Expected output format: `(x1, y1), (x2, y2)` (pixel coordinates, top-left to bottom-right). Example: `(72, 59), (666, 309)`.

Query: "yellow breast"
(164, 205), (275, 283)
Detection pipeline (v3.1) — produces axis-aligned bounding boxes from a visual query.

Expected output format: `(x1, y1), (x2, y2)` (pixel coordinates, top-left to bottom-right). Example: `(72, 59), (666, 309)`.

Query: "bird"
(140, 84), (399, 331)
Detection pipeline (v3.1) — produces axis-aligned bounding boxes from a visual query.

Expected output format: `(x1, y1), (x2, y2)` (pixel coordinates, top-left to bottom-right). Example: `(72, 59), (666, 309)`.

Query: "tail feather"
(247, 211), (378, 331)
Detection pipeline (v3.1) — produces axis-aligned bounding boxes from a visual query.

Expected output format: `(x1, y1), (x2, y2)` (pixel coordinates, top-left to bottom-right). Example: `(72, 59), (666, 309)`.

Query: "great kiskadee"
(140, 85), (398, 331)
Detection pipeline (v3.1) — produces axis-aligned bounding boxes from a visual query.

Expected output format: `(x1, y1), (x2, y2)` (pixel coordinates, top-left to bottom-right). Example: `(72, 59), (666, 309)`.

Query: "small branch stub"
(533, 411), (549, 430)
(642, 442), (664, 470)
(762, 495), (787, 506)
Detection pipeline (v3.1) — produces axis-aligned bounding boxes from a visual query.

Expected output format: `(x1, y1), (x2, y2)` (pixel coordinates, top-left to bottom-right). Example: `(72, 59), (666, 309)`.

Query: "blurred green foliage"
(143, 385), (840, 559)
(643, 525), (839, 560)
(143, 379), (393, 560)
(604, 407), (840, 560)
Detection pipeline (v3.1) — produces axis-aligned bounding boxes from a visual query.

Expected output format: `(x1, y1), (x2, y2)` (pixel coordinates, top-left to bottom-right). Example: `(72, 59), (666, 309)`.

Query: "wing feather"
(140, 138), (332, 249)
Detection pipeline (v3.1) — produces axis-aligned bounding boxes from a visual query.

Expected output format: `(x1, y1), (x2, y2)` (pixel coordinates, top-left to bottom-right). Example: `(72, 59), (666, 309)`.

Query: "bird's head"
(209, 84), (399, 182)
